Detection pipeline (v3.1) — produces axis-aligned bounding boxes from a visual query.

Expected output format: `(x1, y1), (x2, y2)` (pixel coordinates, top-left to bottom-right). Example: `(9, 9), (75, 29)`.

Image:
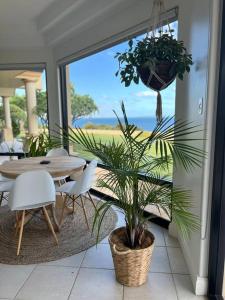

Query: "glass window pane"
(0, 68), (48, 161)
(65, 21), (177, 220)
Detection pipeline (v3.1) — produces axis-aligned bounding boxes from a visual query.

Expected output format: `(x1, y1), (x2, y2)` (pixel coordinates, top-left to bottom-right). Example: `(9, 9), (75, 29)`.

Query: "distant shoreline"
(73, 116), (158, 132)
(72, 128), (151, 135)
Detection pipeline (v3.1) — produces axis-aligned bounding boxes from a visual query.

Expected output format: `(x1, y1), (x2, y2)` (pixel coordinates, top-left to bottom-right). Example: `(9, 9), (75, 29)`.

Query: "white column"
(1, 96), (13, 141)
(24, 80), (39, 135)
(2, 96), (12, 129)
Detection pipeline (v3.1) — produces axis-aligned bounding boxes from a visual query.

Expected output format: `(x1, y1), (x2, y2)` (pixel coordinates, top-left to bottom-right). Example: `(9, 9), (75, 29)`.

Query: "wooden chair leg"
(80, 196), (90, 230)
(87, 191), (97, 210)
(17, 210), (25, 256)
(42, 206), (58, 245)
(60, 195), (67, 225)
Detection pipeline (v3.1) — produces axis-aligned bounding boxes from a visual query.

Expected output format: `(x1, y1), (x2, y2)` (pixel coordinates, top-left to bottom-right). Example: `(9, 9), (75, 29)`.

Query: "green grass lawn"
(71, 131), (173, 180)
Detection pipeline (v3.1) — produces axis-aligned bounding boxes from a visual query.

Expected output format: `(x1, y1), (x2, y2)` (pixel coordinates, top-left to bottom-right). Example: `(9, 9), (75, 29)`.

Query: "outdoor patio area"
(0, 203), (206, 300)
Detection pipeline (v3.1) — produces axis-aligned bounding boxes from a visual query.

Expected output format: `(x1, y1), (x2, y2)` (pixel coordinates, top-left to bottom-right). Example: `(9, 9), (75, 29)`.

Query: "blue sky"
(69, 21), (177, 118)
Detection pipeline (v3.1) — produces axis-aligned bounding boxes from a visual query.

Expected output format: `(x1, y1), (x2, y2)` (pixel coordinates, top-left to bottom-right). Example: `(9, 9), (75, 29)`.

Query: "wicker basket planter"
(109, 227), (155, 287)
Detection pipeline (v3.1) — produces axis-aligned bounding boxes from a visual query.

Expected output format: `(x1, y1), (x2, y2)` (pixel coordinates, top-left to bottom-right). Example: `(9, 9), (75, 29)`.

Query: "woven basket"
(109, 227), (155, 287)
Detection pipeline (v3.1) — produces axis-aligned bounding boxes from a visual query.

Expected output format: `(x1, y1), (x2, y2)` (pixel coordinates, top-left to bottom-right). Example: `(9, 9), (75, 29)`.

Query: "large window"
(0, 67), (48, 158)
(63, 22), (177, 219)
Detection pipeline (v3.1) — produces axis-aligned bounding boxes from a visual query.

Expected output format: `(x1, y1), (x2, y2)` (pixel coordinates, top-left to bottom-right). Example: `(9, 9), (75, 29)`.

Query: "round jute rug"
(0, 197), (117, 264)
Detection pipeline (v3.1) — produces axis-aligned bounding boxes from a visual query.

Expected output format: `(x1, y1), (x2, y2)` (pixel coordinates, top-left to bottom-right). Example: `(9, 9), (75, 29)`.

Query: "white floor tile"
(40, 251), (86, 267)
(150, 246), (171, 273)
(69, 268), (123, 300)
(100, 235), (109, 244)
(149, 223), (166, 246)
(167, 247), (189, 274)
(15, 266), (78, 300)
(0, 264), (35, 299)
(124, 273), (178, 300)
(173, 274), (207, 300)
(163, 229), (180, 247)
(81, 243), (114, 269)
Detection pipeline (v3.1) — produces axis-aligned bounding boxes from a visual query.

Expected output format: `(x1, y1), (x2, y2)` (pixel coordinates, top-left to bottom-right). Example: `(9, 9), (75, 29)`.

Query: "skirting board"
(168, 223), (208, 296)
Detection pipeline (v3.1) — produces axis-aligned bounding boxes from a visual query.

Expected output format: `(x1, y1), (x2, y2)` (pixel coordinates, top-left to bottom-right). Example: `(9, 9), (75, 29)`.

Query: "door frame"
(208, 0), (225, 298)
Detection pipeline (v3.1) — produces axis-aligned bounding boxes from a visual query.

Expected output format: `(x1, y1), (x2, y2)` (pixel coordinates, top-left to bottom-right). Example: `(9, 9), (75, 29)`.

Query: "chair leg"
(17, 210), (25, 256)
(42, 206), (58, 245)
(87, 191), (97, 210)
(72, 196), (76, 213)
(60, 195), (67, 225)
(80, 196), (90, 230)
(0, 192), (4, 207)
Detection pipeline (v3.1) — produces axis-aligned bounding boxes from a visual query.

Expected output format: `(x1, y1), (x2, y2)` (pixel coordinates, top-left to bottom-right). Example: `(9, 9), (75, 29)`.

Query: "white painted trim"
(57, 7), (178, 65)
(0, 63), (45, 71)
(179, 236), (208, 295)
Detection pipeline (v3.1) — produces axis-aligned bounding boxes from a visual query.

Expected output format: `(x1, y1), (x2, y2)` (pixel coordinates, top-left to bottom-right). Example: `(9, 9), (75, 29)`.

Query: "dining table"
(0, 155), (87, 231)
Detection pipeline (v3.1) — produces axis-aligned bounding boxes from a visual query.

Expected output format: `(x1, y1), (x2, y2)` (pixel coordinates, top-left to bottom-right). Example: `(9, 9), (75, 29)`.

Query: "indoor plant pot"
(109, 227), (155, 286)
(137, 61), (176, 91)
(62, 102), (203, 287)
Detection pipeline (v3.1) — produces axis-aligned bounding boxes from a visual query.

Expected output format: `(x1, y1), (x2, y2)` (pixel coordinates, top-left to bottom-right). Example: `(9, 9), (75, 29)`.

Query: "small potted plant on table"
(63, 103), (204, 287)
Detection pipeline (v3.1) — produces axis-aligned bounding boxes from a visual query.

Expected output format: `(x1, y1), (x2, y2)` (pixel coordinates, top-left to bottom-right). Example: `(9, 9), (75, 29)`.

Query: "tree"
(0, 100), (26, 137)
(33, 91), (48, 126)
(32, 85), (98, 125)
(0, 84), (98, 137)
(70, 84), (98, 123)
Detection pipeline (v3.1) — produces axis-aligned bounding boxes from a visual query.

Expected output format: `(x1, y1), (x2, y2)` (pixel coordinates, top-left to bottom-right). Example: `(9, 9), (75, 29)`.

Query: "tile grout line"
(164, 242), (179, 300)
(13, 264), (37, 300)
(162, 226), (180, 300)
(67, 250), (87, 300)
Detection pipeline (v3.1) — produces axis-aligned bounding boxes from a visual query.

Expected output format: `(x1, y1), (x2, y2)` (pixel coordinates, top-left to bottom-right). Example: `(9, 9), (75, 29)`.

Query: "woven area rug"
(0, 197), (117, 265)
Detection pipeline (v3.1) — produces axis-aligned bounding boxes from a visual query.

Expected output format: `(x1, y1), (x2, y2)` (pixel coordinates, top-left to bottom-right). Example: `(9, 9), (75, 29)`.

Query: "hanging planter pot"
(137, 61), (177, 123)
(137, 61), (176, 91)
(115, 1), (192, 123)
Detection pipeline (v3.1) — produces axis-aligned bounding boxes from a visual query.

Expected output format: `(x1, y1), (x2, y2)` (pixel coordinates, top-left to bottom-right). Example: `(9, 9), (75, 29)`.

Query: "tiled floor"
(0, 206), (207, 300)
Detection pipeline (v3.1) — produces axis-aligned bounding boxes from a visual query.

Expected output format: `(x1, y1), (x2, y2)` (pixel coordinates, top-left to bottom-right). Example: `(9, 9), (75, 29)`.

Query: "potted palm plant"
(62, 103), (204, 287)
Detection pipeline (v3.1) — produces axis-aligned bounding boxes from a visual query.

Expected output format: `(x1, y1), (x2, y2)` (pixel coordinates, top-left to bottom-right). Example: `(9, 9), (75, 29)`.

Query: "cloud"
(135, 90), (157, 97)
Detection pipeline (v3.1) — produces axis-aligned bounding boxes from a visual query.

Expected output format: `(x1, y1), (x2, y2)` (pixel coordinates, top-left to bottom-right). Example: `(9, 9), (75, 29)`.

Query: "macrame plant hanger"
(146, 0), (171, 124)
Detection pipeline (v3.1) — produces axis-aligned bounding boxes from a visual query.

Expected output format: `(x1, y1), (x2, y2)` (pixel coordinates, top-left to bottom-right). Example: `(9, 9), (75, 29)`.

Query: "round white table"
(0, 156), (86, 231)
(0, 156), (86, 179)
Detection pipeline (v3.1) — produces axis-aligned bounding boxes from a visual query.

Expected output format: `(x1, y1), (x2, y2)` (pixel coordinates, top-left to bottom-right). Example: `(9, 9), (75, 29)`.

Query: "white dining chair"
(56, 160), (98, 229)
(46, 147), (69, 185)
(8, 170), (58, 255)
(0, 175), (14, 206)
(46, 148), (69, 157)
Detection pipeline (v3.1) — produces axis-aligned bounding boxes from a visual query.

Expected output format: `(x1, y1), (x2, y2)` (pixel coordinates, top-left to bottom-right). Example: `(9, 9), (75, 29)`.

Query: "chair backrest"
(46, 148), (69, 157)
(8, 170), (55, 211)
(71, 160), (97, 195)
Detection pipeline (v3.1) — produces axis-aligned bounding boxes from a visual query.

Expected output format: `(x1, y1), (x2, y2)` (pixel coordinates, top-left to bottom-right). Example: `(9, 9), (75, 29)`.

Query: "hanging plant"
(115, 1), (192, 123)
(115, 31), (192, 122)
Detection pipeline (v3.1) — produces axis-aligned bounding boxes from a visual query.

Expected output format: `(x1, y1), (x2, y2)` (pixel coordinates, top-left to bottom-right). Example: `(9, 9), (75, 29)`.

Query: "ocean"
(73, 116), (158, 131)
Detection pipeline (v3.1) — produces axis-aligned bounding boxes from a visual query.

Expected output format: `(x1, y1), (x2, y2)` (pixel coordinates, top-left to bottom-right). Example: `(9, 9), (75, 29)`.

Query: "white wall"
(52, 0), (219, 295)
(173, 0), (220, 295)
(0, 48), (61, 133)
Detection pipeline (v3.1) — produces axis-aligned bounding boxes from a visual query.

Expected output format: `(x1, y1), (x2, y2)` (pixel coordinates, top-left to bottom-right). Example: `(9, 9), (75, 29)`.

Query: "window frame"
(58, 14), (178, 226)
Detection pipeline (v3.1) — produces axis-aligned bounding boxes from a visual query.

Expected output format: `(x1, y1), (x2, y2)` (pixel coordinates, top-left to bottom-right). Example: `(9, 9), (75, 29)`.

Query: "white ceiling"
(0, 0), (55, 24)
(0, 0), (56, 49)
(0, 0), (137, 50)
